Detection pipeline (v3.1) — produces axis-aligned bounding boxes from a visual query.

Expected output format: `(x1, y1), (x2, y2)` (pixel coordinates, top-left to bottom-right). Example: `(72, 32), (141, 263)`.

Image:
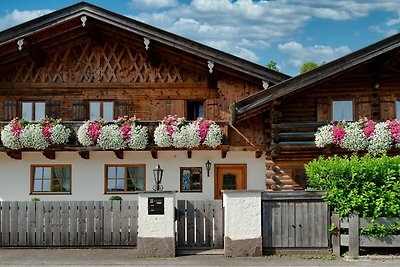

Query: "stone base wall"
(224, 236), (262, 257)
(137, 237), (175, 258)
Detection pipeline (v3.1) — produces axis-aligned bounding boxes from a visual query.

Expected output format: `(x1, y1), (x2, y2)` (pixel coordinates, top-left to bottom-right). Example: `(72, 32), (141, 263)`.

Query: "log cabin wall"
(266, 49), (400, 190)
(0, 29), (267, 146)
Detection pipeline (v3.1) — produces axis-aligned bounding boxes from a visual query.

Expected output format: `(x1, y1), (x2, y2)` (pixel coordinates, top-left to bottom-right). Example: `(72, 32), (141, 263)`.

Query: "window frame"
(30, 164), (72, 195)
(89, 100), (114, 121)
(331, 99), (354, 122)
(104, 164), (146, 194)
(20, 101), (46, 121)
(180, 167), (203, 193)
(186, 100), (205, 120)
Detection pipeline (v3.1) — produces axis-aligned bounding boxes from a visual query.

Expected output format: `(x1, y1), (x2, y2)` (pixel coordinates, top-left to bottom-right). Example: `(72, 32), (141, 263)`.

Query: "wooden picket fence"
(331, 213), (400, 256)
(176, 200), (224, 249)
(0, 201), (138, 247)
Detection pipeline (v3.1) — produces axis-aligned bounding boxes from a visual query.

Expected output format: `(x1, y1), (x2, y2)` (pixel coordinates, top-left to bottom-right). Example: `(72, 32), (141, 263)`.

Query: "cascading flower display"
(1, 117), (71, 150)
(77, 116), (148, 150)
(315, 118), (400, 155)
(154, 115), (222, 148)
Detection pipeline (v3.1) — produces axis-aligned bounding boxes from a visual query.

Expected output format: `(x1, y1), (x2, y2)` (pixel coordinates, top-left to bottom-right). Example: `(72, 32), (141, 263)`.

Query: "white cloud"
(0, 9), (52, 31)
(278, 41), (351, 70)
(129, 0), (178, 9)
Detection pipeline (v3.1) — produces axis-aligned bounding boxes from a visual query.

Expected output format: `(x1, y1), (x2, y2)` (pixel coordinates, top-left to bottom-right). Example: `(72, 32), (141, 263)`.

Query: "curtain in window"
(54, 167), (70, 192)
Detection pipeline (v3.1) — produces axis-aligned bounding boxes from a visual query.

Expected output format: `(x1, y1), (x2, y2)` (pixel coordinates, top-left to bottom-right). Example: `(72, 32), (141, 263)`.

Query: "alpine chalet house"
(0, 2), (289, 201)
(234, 33), (400, 190)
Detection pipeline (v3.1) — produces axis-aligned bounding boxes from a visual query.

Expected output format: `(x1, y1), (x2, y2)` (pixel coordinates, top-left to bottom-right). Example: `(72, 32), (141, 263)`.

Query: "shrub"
(109, 195), (122, 201)
(306, 154), (400, 237)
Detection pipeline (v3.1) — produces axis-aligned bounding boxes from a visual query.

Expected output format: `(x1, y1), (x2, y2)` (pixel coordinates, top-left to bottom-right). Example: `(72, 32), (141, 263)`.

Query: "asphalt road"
(0, 248), (399, 266)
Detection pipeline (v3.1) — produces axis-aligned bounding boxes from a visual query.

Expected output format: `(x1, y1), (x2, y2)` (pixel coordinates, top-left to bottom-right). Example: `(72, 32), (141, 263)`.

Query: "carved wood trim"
(151, 150), (158, 159)
(6, 151), (22, 160)
(42, 150), (56, 160)
(114, 150), (124, 160)
(78, 151), (90, 160)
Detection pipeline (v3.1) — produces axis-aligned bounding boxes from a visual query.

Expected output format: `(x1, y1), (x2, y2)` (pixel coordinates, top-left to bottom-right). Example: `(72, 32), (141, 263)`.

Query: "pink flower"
(87, 123), (102, 142)
(388, 120), (400, 143)
(166, 125), (174, 136)
(11, 123), (24, 137)
(42, 125), (52, 141)
(120, 125), (132, 141)
(332, 125), (346, 144)
(363, 120), (376, 139)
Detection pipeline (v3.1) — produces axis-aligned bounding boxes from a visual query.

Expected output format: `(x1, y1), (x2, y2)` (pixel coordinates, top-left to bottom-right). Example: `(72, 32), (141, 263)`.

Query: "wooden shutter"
(356, 96), (371, 119)
(114, 100), (130, 118)
(316, 97), (331, 122)
(4, 100), (17, 120)
(45, 100), (61, 118)
(72, 100), (87, 121)
(380, 95), (395, 120)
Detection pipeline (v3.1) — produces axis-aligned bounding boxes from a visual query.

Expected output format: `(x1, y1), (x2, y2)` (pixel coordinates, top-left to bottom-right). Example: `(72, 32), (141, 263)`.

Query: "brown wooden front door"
(214, 164), (247, 199)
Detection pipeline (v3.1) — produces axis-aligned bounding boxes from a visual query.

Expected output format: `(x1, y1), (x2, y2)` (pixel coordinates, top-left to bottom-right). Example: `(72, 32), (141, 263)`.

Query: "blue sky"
(0, 0), (400, 76)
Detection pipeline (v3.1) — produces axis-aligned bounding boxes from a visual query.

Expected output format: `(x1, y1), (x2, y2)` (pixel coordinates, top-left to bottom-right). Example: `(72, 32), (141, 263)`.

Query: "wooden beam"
(42, 150), (56, 160)
(6, 151), (22, 160)
(114, 150), (124, 160)
(187, 150), (192, 159)
(151, 150), (158, 159)
(78, 151), (90, 160)
(221, 150), (227, 159)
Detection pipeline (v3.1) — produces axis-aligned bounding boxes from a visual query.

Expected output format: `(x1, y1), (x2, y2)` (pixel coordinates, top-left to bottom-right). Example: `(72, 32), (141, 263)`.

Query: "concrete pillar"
(137, 191), (176, 258)
(223, 190), (262, 257)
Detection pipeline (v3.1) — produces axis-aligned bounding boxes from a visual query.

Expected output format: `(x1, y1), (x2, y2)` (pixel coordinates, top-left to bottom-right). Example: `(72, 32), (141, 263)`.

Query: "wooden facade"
(0, 2), (288, 155)
(234, 33), (400, 190)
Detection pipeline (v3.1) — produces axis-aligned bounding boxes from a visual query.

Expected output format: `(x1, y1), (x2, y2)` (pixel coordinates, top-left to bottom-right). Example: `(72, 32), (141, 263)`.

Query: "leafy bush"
(305, 154), (400, 219)
(306, 154), (400, 237)
(109, 195), (122, 201)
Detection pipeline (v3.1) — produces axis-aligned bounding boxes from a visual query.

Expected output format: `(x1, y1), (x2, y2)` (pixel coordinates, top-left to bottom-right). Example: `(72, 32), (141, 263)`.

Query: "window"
(396, 100), (400, 119)
(180, 167), (202, 192)
(22, 101), (45, 120)
(105, 165), (145, 193)
(186, 101), (204, 120)
(332, 100), (353, 121)
(31, 165), (71, 194)
(90, 101), (113, 121)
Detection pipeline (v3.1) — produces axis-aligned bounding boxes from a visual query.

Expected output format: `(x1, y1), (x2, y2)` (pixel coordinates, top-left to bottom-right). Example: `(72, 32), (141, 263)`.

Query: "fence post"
(137, 191), (176, 258)
(349, 213), (360, 257)
(223, 190), (262, 257)
(331, 212), (341, 256)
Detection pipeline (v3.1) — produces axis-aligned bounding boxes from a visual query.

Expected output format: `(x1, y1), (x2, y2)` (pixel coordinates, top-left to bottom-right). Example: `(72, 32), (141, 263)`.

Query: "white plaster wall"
(137, 192), (175, 238)
(223, 191), (262, 240)
(0, 150), (265, 201)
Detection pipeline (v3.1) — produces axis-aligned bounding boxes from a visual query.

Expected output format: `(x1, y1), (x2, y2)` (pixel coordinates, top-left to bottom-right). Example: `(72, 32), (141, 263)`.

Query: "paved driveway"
(0, 248), (399, 266)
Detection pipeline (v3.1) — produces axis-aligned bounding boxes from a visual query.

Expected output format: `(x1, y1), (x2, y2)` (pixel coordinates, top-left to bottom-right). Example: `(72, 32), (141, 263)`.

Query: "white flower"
(172, 124), (200, 148)
(20, 124), (49, 150)
(128, 125), (148, 150)
(154, 124), (174, 147)
(1, 125), (23, 150)
(203, 123), (222, 148)
(315, 125), (333, 148)
(340, 123), (368, 151)
(77, 121), (94, 146)
(50, 124), (71, 145)
(367, 122), (392, 155)
(97, 124), (126, 150)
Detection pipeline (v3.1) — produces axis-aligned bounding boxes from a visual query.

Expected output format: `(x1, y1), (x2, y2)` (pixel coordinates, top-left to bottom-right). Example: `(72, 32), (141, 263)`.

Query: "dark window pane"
(223, 174), (236, 190)
(182, 169), (191, 190)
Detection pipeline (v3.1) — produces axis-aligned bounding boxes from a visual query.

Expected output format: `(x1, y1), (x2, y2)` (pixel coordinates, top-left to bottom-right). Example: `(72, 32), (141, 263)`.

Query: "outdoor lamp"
(153, 164), (164, 191)
(205, 160), (211, 177)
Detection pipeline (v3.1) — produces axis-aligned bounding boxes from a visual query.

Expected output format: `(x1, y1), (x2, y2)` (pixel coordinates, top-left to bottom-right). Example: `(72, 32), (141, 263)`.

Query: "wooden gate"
(0, 201), (138, 247)
(262, 191), (330, 253)
(176, 200), (223, 249)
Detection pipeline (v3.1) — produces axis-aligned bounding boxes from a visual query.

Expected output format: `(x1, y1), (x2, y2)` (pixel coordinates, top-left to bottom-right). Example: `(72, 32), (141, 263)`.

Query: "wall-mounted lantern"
(153, 164), (164, 191)
(206, 160), (211, 177)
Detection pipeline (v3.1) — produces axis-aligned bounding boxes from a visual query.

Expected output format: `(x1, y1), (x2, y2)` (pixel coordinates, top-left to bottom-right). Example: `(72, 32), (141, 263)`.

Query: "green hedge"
(305, 154), (400, 219)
